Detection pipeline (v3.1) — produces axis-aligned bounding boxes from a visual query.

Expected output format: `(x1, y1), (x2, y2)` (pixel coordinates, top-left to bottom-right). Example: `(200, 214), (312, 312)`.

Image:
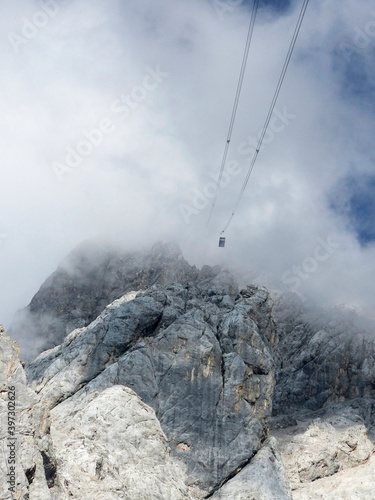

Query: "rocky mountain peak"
(9, 240), (198, 363)
(149, 240), (182, 259)
(2, 241), (375, 499)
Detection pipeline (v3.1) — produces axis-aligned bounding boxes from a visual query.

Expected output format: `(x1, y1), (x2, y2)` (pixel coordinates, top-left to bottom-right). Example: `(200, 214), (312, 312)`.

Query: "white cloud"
(1, 0), (375, 330)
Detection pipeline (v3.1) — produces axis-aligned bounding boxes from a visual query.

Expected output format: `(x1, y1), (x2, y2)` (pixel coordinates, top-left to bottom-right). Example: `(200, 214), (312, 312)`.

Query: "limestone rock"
(211, 437), (292, 500)
(281, 421), (374, 485)
(49, 385), (192, 499)
(292, 454), (375, 500)
(0, 325), (51, 500)
(26, 282), (277, 496)
(272, 294), (375, 414)
(7, 240), (375, 499)
(271, 403), (375, 500)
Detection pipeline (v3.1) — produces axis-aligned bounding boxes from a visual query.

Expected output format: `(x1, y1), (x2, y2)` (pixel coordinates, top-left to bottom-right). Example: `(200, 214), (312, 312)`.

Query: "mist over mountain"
(9, 240), (198, 363)
(1, 0), (375, 339)
(2, 240), (375, 499)
(1, 0), (375, 497)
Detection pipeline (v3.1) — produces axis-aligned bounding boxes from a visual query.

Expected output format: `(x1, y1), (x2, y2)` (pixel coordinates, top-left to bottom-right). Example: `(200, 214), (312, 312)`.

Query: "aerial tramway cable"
(220, 0), (310, 237)
(206, 0), (259, 227)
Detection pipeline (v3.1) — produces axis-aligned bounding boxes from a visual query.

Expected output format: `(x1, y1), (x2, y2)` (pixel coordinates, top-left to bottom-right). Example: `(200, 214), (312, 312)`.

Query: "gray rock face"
(27, 279), (277, 496)
(272, 293), (375, 414)
(0, 324), (195, 500)
(9, 241), (198, 362)
(211, 437), (292, 500)
(269, 294), (375, 498)
(6, 241), (375, 499)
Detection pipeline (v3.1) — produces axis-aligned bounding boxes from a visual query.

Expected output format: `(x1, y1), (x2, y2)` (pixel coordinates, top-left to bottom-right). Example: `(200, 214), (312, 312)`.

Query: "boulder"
(49, 385), (192, 499)
(211, 437), (292, 500)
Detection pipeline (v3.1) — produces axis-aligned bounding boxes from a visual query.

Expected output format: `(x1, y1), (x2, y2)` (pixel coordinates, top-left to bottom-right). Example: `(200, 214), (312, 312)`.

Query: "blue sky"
(258, 0), (291, 12)
(334, 46), (375, 110)
(330, 18), (375, 246)
(331, 173), (375, 247)
(349, 176), (375, 245)
(241, 0), (292, 18)
(243, 0), (291, 9)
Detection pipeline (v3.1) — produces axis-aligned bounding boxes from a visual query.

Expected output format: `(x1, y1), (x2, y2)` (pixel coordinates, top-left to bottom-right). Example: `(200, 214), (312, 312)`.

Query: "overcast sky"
(1, 0), (375, 328)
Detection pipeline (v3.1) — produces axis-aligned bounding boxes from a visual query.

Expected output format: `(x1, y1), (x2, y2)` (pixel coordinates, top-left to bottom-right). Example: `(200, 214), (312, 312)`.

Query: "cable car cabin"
(219, 237), (226, 248)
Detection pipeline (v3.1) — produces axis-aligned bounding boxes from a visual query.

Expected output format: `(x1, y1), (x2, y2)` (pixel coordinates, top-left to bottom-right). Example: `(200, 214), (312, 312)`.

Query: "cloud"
(1, 0), (375, 332)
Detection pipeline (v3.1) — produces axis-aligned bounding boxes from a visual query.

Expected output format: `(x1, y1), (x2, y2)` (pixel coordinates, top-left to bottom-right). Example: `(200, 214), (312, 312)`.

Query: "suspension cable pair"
(208, 0), (310, 247)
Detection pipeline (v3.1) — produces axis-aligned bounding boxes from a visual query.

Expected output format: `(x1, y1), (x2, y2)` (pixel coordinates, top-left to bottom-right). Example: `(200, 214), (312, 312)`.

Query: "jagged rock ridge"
(273, 293), (375, 414)
(3, 241), (375, 499)
(9, 241), (199, 362)
(25, 280), (282, 496)
(3, 242), (293, 499)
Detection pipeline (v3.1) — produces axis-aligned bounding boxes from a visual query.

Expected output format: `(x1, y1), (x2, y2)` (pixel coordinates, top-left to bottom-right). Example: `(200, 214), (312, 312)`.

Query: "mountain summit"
(9, 241), (198, 362)
(2, 241), (375, 499)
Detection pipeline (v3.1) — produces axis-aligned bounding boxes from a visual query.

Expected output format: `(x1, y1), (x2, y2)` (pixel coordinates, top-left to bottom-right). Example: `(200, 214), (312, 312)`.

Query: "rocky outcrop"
(9, 241), (199, 362)
(211, 437), (292, 500)
(0, 325), (51, 500)
(0, 323), (195, 500)
(269, 293), (375, 499)
(271, 401), (375, 499)
(274, 409), (374, 483)
(4, 240), (375, 499)
(6, 241), (292, 498)
(292, 455), (375, 500)
(26, 278), (278, 496)
(272, 293), (375, 414)
(48, 385), (192, 499)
